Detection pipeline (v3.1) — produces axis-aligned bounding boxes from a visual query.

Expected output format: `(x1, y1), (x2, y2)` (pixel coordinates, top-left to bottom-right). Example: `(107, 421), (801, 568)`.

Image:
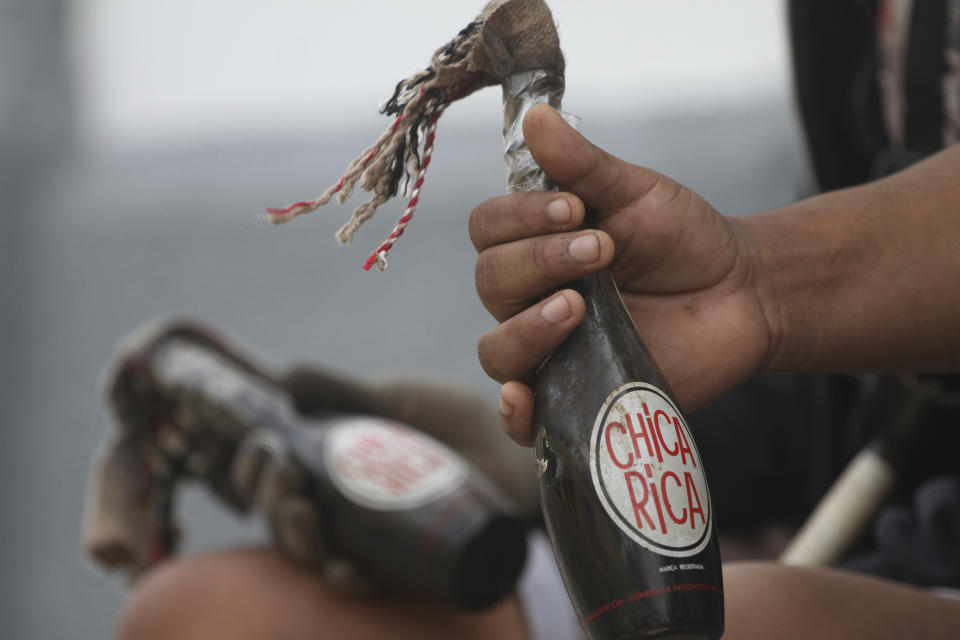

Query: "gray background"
(1, 2), (808, 638)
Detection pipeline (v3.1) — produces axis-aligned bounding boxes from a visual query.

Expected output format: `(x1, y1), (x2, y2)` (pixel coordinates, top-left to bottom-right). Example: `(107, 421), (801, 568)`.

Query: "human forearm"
(747, 144), (960, 373)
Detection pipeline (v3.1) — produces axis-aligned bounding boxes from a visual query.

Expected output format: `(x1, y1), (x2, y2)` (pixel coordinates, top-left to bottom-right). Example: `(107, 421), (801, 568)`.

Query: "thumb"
(523, 104), (659, 211)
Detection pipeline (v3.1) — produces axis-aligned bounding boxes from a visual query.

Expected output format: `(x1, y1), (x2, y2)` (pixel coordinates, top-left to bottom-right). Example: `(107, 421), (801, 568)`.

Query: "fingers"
(471, 189), (612, 321)
(476, 230), (614, 321)
(469, 191), (584, 251)
(271, 495), (375, 595)
(279, 366), (382, 418)
(230, 429), (375, 595)
(498, 382), (535, 447)
(271, 495), (324, 569)
(523, 104), (661, 212)
(231, 430), (288, 509)
(477, 290), (585, 384)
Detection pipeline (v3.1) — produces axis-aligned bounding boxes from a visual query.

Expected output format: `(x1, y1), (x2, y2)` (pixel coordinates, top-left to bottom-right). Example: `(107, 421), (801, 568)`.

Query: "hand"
(280, 367), (539, 516)
(230, 365), (543, 592)
(471, 105), (774, 446)
(230, 428), (375, 595)
(87, 318), (538, 596)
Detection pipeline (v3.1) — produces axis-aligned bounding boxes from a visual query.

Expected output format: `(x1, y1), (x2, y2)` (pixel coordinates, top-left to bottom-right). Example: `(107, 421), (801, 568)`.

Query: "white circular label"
(325, 418), (467, 511)
(589, 383), (712, 557)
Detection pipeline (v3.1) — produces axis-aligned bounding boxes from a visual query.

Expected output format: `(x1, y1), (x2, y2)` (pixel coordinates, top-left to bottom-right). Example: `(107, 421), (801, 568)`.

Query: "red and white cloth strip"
(362, 110), (444, 271)
(266, 88), (453, 271)
(265, 15), (485, 271)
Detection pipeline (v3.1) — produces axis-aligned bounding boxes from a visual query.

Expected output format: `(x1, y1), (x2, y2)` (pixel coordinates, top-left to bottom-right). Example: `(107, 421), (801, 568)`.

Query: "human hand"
(230, 426), (376, 595)
(471, 105), (774, 446)
(87, 319), (537, 597)
(280, 367), (539, 516)
(231, 364), (542, 593)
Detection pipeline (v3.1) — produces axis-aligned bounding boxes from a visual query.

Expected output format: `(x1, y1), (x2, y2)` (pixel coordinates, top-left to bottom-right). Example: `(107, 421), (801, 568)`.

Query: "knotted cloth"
(267, 0), (565, 270)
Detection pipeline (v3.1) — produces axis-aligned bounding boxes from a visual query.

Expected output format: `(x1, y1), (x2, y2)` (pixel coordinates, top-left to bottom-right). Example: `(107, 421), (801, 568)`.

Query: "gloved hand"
(280, 365), (540, 517)
(84, 319), (538, 593)
(228, 425), (374, 594)
(227, 364), (540, 593)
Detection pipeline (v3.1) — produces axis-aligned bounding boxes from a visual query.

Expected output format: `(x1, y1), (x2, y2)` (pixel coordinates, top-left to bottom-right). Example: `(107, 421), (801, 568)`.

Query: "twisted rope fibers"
(267, 21), (483, 270)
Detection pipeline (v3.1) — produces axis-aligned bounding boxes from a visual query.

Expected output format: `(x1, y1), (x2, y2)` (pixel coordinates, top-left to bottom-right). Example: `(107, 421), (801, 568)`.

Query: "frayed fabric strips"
(267, 0), (565, 271)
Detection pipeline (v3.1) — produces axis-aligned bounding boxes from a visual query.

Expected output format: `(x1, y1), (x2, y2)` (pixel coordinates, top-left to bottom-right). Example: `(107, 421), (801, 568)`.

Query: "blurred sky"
(69, 0), (790, 151)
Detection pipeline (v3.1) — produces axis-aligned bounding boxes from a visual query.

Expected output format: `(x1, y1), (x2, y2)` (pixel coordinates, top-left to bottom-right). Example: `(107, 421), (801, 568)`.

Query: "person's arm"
(744, 143), (960, 373)
(470, 105), (960, 445)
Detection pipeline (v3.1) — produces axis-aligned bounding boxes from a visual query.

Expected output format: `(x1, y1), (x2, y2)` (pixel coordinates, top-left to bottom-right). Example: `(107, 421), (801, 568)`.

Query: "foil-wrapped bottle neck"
(501, 69), (567, 193)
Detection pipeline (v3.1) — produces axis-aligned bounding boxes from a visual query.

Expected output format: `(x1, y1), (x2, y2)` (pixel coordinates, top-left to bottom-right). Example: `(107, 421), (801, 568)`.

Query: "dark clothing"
(690, 4), (960, 585)
(789, 0), (959, 187)
(789, 1), (889, 190)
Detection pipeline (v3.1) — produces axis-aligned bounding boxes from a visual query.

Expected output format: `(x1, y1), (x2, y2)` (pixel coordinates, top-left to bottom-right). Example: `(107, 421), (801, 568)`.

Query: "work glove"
(83, 318), (538, 592)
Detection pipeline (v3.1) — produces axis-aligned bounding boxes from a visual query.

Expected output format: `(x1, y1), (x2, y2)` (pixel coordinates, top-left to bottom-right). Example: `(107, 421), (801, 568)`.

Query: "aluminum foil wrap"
(502, 70), (580, 193)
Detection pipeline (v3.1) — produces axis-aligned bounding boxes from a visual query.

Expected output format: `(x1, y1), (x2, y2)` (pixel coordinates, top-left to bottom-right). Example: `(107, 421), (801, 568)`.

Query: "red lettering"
(346, 452), (411, 492)
(358, 433), (387, 453)
(390, 458), (425, 486)
(605, 422), (633, 469)
(684, 471), (706, 527)
(655, 410), (680, 457)
(645, 467), (668, 534)
(661, 471), (687, 525)
(382, 468), (411, 491)
(673, 417), (696, 467)
(624, 412), (654, 459)
(336, 430), (454, 495)
(625, 471), (656, 530)
(641, 404), (664, 462)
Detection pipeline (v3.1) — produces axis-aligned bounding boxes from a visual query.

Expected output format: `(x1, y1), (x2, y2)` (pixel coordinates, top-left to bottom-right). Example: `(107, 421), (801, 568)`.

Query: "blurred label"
(326, 418), (466, 511)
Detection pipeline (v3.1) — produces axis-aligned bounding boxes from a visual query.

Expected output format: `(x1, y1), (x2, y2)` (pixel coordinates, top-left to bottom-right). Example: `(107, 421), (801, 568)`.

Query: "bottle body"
(534, 270), (724, 639)
(285, 414), (528, 609)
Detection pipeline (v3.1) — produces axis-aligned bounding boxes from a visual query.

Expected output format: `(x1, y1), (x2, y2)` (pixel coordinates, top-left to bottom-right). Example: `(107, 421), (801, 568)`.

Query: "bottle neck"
(572, 207), (624, 314)
(559, 266), (674, 397)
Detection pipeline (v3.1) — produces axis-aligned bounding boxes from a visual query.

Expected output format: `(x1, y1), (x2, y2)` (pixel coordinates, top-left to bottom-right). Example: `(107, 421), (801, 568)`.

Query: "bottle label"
(589, 382), (713, 557)
(325, 418), (467, 511)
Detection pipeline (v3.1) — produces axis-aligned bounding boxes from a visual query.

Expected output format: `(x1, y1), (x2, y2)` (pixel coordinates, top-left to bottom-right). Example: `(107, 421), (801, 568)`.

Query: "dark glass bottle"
(112, 324), (528, 610)
(533, 263), (724, 639)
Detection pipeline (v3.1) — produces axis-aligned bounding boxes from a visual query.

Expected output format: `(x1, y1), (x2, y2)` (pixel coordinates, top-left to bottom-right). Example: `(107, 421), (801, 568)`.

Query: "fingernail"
(547, 198), (571, 225)
(569, 233), (601, 263)
(499, 391), (514, 418)
(541, 294), (572, 324)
